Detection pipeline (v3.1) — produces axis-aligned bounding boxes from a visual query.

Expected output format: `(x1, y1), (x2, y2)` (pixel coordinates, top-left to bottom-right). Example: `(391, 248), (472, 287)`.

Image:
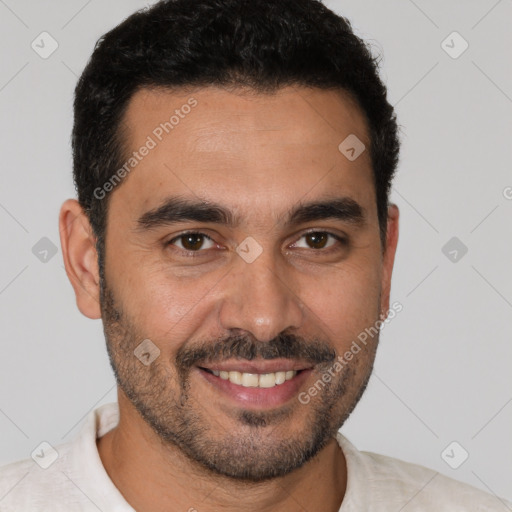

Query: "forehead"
(110, 85), (375, 223)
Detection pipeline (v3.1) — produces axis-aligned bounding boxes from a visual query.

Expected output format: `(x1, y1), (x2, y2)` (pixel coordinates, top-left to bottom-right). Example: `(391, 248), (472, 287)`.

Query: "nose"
(218, 253), (304, 342)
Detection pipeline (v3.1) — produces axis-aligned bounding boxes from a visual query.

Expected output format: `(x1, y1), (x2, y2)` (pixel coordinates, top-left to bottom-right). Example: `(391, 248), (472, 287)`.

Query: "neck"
(97, 395), (347, 512)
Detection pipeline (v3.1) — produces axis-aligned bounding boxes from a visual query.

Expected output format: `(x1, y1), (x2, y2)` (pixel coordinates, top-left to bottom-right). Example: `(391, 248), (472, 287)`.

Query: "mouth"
(196, 360), (313, 409)
(203, 368), (301, 388)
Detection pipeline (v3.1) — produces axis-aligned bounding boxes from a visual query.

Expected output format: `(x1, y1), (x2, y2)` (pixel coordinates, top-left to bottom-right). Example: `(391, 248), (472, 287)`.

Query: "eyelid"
(298, 226), (348, 237)
(289, 229), (348, 248)
(165, 228), (348, 256)
(168, 231), (218, 251)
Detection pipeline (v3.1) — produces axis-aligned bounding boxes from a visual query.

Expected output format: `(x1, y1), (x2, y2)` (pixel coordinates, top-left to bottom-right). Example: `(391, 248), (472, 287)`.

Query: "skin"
(59, 85), (399, 512)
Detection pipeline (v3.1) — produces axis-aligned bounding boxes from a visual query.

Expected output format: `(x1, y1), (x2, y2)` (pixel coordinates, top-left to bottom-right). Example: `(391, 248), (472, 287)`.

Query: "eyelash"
(167, 230), (348, 255)
(167, 231), (217, 256)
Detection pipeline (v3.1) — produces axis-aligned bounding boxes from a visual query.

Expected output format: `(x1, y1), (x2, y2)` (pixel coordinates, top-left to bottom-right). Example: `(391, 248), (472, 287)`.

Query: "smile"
(204, 369), (299, 388)
(197, 360), (313, 408)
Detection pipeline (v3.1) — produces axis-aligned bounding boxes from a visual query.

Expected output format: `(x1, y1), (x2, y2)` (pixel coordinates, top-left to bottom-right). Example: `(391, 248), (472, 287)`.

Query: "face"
(97, 86), (397, 481)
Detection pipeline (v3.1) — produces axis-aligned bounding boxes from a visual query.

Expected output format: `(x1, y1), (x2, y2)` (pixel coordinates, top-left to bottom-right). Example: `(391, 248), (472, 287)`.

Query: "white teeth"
(228, 371), (242, 385)
(259, 373), (276, 388)
(242, 373), (259, 387)
(275, 371), (286, 385)
(210, 369), (298, 388)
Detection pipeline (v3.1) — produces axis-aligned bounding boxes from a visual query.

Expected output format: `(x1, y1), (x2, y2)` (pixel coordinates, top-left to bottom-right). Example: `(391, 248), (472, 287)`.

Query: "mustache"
(176, 332), (337, 371)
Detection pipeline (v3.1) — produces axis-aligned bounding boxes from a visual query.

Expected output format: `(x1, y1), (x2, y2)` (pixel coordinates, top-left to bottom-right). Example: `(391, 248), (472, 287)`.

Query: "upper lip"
(199, 359), (313, 374)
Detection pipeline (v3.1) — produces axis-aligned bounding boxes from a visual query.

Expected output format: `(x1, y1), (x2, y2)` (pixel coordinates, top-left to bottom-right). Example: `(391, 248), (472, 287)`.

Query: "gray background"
(1, 0), (511, 503)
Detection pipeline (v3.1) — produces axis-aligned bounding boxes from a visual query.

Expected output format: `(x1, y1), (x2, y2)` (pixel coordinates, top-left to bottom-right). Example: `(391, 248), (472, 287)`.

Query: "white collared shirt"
(0, 402), (508, 511)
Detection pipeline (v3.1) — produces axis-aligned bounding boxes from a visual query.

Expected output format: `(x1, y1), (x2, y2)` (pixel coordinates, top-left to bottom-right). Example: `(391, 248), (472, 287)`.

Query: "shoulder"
(0, 403), (121, 511)
(0, 456), (35, 495)
(0, 445), (85, 511)
(365, 451), (506, 510)
(337, 434), (511, 511)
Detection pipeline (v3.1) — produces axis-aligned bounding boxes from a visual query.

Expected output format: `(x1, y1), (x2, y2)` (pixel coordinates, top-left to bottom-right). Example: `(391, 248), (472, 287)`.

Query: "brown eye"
(291, 231), (342, 250)
(305, 232), (329, 249)
(171, 233), (214, 251)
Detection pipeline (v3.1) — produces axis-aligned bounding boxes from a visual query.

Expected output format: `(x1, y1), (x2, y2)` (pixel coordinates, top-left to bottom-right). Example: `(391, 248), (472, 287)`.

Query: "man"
(0, 0), (509, 510)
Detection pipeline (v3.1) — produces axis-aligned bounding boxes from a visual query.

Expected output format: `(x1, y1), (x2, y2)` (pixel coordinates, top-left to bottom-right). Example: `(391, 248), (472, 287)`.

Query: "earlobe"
(380, 204), (400, 317)
(59, 199), (102, 319)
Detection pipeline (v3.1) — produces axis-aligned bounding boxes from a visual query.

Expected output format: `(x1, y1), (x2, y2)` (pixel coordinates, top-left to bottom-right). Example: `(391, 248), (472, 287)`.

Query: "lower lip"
(198, 368), (312, 409)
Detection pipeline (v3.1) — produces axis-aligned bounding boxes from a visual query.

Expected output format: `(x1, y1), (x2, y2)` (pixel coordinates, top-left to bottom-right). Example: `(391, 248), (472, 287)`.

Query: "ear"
(380, 204), (399, 317)
(59, 199), (102, 319)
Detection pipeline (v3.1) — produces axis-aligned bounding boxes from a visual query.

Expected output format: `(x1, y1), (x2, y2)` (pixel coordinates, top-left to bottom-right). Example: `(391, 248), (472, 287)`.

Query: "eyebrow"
(135, 196), (366, 231)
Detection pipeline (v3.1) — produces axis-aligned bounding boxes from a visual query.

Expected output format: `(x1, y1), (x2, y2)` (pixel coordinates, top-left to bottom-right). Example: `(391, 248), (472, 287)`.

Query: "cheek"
(298, 258), (382, 340)
(115, 258), (225, 343)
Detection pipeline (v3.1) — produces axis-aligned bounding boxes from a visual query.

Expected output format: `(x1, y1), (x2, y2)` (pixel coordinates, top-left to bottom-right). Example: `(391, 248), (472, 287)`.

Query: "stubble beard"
(99, 278), (377, 482)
